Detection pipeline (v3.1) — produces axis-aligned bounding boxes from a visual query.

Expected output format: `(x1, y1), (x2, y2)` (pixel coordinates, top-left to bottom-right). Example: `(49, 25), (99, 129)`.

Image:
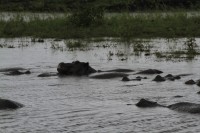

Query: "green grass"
(1, 12), (200, 39)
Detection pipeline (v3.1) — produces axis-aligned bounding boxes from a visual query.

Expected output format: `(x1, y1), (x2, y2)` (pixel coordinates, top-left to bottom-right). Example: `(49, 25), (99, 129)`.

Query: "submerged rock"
(196, 80), (200, 87)
(136, 99), (163, 107)
(122, 76), (130, 81)
(164, 74), (181, 81)
(173, 95), (183, 98)
(136, 76), (147, 79)
(0, 99), (23, 110)
(121, 76), (141, 81)
(185, 79), (196, 85)
(174, 76), (181, 80)
(153, 75), (166, 82)
(122, 76), (141, 81)
(136, 69), (163, 75)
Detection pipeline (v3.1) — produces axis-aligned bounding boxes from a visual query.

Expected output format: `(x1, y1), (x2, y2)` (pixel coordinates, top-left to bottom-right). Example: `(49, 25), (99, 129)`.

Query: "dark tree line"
(0, 0), (199, 12)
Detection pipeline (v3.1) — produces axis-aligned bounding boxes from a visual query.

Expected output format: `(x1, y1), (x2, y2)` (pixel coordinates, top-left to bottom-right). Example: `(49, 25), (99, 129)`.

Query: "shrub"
(69, 6), (104, 27)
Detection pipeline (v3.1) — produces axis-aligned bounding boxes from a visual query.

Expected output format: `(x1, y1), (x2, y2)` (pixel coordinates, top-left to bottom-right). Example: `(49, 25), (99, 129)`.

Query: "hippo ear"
(74, 61), (80, 64)
(58, 62), (64, 69)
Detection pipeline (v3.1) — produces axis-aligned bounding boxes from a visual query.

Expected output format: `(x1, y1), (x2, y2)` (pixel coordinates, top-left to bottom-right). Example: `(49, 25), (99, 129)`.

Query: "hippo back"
(168, 102), (200, 113)
(0, 99), (23, 110)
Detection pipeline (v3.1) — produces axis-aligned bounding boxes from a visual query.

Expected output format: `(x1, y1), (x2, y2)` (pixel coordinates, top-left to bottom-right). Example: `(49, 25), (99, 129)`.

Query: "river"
(0, 38), (200, 133)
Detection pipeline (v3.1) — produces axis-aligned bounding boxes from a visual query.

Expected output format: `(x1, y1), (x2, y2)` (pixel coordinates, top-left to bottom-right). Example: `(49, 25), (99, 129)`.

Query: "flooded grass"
(1, 12), (200, 38)
(154, 38), (200, 60)
(40, 37), (200, 61)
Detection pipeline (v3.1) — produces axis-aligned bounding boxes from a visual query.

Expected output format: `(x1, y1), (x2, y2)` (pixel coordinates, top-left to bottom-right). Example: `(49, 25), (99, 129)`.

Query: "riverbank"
(0, 12), (200, 39)
(0, 0), (199, 12)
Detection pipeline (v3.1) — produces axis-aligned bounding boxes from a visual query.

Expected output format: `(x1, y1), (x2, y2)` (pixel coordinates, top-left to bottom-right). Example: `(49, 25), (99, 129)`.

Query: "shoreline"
(0, 12), (200, 39)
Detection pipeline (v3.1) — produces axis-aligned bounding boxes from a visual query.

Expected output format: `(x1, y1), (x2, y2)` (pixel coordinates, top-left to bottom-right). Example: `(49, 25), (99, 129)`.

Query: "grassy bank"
(0, 13), (200, 39)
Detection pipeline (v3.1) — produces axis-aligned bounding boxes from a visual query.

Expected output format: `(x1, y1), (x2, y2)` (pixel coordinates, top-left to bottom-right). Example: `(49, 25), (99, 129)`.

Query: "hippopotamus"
(4, 70), (31, 76)
(100, 69), (134, 73)
(57, 61), (135, 79)
(0, 67), (26, 72)
(136, 69), (163, 74)
(136, 99), (200, 114)
(152, 73), (193, 82)
(0, 67), (30, 76)
(38, 72), (58, 77)
(90, 72), (128, 79)
(0, 98), (23, 110)
(57, 61), (97, 75)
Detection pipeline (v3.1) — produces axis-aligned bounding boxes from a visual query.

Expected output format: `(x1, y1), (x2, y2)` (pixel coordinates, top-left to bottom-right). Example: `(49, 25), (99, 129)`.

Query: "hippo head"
(57, 62), (65, 69)
(57, 61), (96, 75)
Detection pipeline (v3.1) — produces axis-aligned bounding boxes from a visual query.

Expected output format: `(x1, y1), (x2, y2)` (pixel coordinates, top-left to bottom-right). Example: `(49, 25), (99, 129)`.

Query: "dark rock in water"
(8, 45), (15, 48)
(122, 76), (142, 82)
(122, 76), (130, 81)
(4, 70), (31, 76)
(196, 80), (200, 87)
(133, 78), (141, 81)
(24, 70), (31, 74)
(153, 75), (166, 82)
(136, 99), (161, 107)
(164, 74), (174, 81)
(57, 61), (96, 76)
(173, 95), (183, 98)
(90, 72), (128, 79)
(0, 99), (23, 110)
(197, 91), (200, 94)
(185, 79), (196, 85)
(168, 77), (175, 81)
(136, 98), (200, 114)
(136, 76), (147, 79)
(164, 74), (181, 81)
(38, 72), (58, 77)
(137, 69), (163, 74)
(174, 76), (181, 80)
(165, 74), (173, 78)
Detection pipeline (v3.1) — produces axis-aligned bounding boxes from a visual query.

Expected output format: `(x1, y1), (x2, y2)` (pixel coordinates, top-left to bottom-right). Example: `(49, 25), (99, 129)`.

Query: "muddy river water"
(0, 38), (200, 133)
